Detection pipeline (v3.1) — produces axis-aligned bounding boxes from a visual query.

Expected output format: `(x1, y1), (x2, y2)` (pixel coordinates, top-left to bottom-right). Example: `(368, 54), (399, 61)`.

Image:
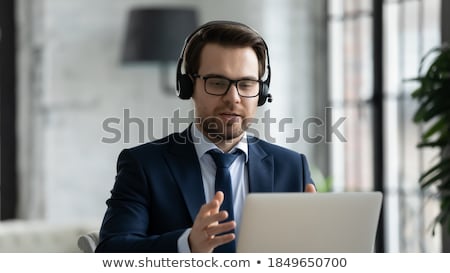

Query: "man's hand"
(188, 191), (236, 253)
(305, 183), (317, 192)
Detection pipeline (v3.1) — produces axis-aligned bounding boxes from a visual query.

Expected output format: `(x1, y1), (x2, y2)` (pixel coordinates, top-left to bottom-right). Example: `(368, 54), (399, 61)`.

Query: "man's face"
(192, 43), (259, 143)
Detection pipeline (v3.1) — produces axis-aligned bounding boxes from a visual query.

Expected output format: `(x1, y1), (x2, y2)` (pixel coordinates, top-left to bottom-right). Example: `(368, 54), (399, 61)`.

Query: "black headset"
(175, 20), (272, 106)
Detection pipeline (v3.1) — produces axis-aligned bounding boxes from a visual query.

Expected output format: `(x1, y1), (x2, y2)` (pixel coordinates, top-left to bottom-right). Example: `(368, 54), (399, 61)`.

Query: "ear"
(177, 74), (194, 99)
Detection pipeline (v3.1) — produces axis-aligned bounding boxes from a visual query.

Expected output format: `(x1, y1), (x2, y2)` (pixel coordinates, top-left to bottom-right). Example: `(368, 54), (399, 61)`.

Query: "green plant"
(311, 166), (333, 192)
(411, 44), (450, 234)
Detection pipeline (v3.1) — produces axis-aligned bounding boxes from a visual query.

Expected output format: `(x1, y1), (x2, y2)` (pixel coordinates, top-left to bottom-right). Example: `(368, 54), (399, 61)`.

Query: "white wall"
(16, 0), (327, 223)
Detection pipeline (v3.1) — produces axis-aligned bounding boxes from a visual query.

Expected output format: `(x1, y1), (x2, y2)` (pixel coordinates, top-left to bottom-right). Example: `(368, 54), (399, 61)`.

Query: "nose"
(223, 82), (241, 103)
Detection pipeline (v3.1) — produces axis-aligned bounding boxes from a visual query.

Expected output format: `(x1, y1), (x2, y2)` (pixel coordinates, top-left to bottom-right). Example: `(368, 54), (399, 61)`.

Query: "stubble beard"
(199, 116), (248, 143)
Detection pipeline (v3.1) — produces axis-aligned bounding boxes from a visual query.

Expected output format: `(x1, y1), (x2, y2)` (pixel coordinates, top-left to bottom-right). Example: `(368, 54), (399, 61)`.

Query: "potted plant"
(410, 45), (450, 245)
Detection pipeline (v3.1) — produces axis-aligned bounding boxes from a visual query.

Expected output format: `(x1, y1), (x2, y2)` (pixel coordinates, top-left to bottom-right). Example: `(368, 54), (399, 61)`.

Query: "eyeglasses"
(192, 74), (261, 98)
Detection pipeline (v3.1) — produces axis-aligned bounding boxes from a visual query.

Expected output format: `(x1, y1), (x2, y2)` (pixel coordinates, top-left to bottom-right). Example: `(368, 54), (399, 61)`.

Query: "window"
(328, 0), (442, 252)
(0, 0), (17, 220)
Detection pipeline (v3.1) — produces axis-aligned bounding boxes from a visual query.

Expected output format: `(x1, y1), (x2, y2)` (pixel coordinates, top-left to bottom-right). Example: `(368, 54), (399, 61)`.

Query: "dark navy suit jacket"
(96, 126), (314, 252)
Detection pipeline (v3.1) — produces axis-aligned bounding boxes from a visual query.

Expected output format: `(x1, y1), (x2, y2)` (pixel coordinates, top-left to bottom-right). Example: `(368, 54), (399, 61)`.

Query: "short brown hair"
(184, 22), (267, 78)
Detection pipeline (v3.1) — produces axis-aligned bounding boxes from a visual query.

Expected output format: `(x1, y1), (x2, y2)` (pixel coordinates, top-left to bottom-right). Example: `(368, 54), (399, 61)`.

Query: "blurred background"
(0, 0), (448, 252)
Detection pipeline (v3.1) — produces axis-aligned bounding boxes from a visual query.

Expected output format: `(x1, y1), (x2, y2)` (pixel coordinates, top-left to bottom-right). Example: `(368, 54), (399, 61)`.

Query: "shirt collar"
(191, 124), (249, 162)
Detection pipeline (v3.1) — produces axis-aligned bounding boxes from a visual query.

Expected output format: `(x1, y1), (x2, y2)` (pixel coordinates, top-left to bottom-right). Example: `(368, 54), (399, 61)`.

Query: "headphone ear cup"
(257, 81), (270, 106)
(177, 74), (194, 99)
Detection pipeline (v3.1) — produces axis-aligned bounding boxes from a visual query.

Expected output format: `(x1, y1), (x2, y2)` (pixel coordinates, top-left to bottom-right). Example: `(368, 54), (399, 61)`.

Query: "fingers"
(212, 191), (224, 210)
(204, 217), (236, 237)
(190, 219), (235, 253)
(198, 208), (229, 229)
(204, 230), (235, 249)
(197, 191), (223, 216)
(189, 191), (235, 253)
(305, 184), (317, 192)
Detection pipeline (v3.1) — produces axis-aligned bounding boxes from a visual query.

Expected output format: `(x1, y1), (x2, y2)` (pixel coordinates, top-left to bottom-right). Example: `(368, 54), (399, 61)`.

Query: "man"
(96, 21), (316, 253)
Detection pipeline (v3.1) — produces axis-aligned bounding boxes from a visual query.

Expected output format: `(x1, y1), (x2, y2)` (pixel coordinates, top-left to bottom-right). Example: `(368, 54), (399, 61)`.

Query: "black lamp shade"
(122, 8), (198, 63)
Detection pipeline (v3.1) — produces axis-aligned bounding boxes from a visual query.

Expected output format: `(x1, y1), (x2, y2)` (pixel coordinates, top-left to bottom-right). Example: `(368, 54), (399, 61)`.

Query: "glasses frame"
(192, 74), (261, 98)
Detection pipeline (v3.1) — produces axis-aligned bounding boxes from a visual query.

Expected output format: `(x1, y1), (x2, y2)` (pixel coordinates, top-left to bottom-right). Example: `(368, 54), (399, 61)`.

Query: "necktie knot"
(208, 149), (240, 169)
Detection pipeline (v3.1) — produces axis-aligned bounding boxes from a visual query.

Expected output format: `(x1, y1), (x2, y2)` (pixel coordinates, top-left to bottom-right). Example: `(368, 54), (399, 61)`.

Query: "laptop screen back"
(236, 192), (383, 253)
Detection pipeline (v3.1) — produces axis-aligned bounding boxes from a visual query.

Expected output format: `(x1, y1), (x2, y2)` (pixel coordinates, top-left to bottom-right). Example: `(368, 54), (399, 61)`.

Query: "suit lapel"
(247, 137), (274, 192)
(163, 128), (205, 221)
(162, 132), (275, 220)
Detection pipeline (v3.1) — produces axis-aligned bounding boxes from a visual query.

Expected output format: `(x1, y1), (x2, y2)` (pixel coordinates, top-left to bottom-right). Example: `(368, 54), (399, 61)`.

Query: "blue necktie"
(208, 149), (240, 253)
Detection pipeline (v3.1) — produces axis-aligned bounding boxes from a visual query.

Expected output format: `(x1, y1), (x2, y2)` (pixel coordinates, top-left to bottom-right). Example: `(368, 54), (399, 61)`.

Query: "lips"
(218, 112), (242, 123)
(220, 112), (240, 117)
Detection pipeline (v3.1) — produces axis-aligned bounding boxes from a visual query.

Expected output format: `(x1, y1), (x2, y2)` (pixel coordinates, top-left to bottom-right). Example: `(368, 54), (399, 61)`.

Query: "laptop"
(236, 192), (383, 253)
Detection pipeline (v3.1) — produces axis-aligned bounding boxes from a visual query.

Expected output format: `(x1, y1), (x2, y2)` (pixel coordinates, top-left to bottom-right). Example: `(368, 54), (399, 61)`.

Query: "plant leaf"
(421, 118), (447, 140)
(420, 167), (450, 188)
(419, 158), (450, 181)
(417, 139), (449, 148)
